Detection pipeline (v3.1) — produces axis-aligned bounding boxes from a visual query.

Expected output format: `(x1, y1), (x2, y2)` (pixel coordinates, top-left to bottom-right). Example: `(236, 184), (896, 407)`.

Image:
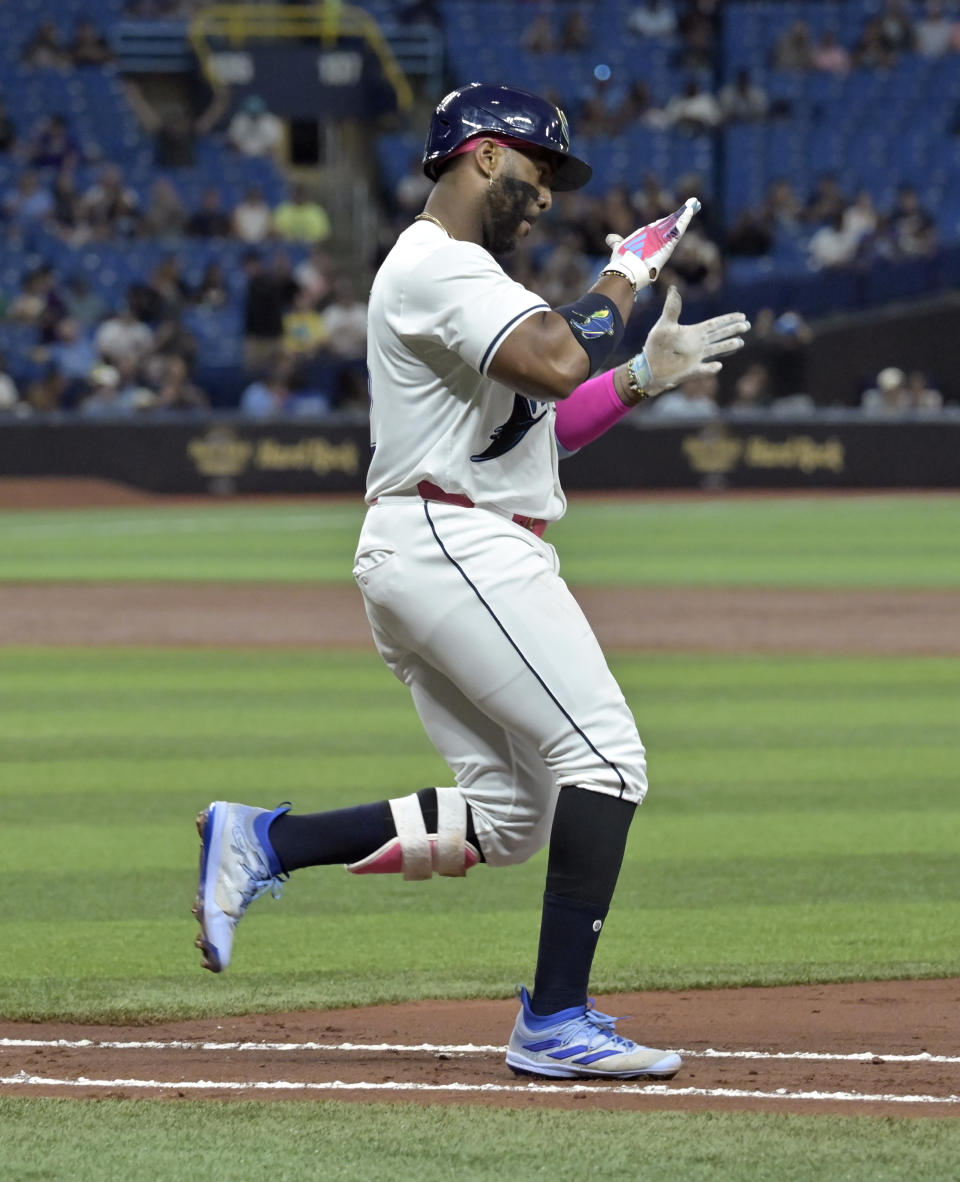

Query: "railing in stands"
(187, 2), (413, 112)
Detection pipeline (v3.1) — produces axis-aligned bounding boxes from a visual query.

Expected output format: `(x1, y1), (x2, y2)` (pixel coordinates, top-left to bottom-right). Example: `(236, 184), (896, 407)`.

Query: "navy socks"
(268, 801), (394, 872)
(530, 786), (636, 1016)
(266, 788), (485, 873)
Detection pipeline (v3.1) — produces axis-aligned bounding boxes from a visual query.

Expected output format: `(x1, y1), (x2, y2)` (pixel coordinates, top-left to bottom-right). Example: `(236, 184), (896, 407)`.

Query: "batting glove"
(626, 286), (750, 400)
(602, 198), (701, 295)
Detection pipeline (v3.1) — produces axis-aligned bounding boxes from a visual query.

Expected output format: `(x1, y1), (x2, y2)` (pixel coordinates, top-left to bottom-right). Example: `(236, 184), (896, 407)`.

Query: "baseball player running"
(194, 83), (748, 1080)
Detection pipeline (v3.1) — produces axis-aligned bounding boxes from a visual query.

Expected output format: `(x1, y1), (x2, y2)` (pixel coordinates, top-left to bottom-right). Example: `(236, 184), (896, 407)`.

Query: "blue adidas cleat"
(506, 986), (682, 1080)
(192, 800), (290, 973)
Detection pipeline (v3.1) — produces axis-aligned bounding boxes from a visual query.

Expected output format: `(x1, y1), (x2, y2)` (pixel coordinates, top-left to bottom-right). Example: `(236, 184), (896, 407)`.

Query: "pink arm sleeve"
(554, 368), (631, 453)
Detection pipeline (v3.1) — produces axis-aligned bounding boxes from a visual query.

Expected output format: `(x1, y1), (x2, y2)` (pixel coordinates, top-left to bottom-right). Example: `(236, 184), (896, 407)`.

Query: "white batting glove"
(603, 197), (701, 294)
(626, 286), (750, 399)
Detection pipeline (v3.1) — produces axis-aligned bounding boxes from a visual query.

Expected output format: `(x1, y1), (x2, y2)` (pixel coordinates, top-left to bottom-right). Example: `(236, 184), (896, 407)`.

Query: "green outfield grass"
(4, 1099), (960, 1182)
(0, 493), (958, 585)
(2, 647), (957, 1022)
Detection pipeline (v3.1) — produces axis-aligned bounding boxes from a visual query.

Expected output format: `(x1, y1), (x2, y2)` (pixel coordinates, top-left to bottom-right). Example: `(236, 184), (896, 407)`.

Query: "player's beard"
(482, 176), (540, 255)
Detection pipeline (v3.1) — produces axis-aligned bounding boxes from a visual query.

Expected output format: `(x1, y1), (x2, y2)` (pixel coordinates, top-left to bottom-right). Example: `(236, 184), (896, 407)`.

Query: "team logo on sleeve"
(568, 306), (617, 340)
(471, 394), (546, 462)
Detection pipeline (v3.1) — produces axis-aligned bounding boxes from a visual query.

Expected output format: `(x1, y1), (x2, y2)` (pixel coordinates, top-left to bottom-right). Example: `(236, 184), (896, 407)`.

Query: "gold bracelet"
(598, 268), (637, 294)
(625, 352), (653, 402)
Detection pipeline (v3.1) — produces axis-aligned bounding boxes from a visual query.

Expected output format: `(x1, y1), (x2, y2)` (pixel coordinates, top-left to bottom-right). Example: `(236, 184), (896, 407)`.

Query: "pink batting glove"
(603, 197), (701, 294)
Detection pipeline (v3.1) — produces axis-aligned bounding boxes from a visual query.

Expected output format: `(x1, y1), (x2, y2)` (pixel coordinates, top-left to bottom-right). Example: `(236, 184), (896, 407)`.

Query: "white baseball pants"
(353, 498), (648, 866)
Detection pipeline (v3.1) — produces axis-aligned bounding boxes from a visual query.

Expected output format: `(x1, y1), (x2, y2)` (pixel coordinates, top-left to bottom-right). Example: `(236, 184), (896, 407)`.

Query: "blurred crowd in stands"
(1, 0), (958, 419)
(0, 27), (364, 420)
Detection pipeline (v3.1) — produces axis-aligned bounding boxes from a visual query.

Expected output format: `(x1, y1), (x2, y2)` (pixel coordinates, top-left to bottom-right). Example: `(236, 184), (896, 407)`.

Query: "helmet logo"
(557, 108), (570, 149)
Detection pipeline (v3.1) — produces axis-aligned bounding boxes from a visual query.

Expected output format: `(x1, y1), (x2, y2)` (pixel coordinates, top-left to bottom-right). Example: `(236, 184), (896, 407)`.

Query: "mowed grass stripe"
(0, 494), (958, 585)
(4, 1099), (960, 1182)
(2, 648), (958, 1019)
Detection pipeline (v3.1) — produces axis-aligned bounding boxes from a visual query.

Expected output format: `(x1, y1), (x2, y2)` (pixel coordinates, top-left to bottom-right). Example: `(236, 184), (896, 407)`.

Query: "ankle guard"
(346, 787), (480, 880)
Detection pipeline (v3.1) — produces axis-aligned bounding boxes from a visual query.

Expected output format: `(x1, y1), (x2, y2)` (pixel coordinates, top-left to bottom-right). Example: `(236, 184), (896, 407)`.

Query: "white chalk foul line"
(2, 1037), (959, 1065)
(1, 1072), (958, 1106)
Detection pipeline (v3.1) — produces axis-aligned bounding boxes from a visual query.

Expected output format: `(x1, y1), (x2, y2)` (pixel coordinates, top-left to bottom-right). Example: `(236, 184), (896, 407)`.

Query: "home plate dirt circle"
(3, 980), (959, 1116)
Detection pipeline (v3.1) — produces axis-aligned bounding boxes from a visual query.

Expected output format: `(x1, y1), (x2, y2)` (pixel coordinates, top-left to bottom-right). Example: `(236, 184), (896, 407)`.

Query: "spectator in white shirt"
(808, 212), (858, 270)
(0, 352), (20, 413)
(232, 185), (274, 245)
(95, 303), (154, 367)
(861, 366), (910, 415)
(660, 80), (723, 133)
(227, 95), (285, 161)
(627, 0), (677, 39)
(321, 277), (367, 360)
(916, 0), (956, 56)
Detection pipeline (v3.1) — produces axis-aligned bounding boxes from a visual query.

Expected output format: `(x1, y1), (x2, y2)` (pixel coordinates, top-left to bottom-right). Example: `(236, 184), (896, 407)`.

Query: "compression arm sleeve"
(554, 368), (632, 455)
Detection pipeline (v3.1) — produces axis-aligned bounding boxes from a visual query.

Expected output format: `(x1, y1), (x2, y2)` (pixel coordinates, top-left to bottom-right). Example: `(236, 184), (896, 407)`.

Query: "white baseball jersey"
(365, 219), (567, 523)
(355, 217), (648, 867)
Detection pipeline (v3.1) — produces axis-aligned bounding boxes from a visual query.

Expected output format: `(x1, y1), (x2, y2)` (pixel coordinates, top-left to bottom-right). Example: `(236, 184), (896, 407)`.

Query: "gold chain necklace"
(415, 212), (452, 237)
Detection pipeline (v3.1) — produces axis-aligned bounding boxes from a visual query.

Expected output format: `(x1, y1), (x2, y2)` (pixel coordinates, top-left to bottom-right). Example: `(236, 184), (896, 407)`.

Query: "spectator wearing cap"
(78, 365), (126, 417)
(228, 95), (285, 161)
(861, 367), (910, 415)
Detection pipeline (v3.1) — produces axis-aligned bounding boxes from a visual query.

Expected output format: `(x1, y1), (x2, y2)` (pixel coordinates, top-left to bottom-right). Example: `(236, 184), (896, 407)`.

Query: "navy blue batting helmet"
(422, 82), (592, 192)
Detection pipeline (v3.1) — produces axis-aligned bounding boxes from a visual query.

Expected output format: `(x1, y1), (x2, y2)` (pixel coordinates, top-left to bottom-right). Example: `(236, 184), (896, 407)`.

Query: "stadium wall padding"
(1, 416), (957, 494)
